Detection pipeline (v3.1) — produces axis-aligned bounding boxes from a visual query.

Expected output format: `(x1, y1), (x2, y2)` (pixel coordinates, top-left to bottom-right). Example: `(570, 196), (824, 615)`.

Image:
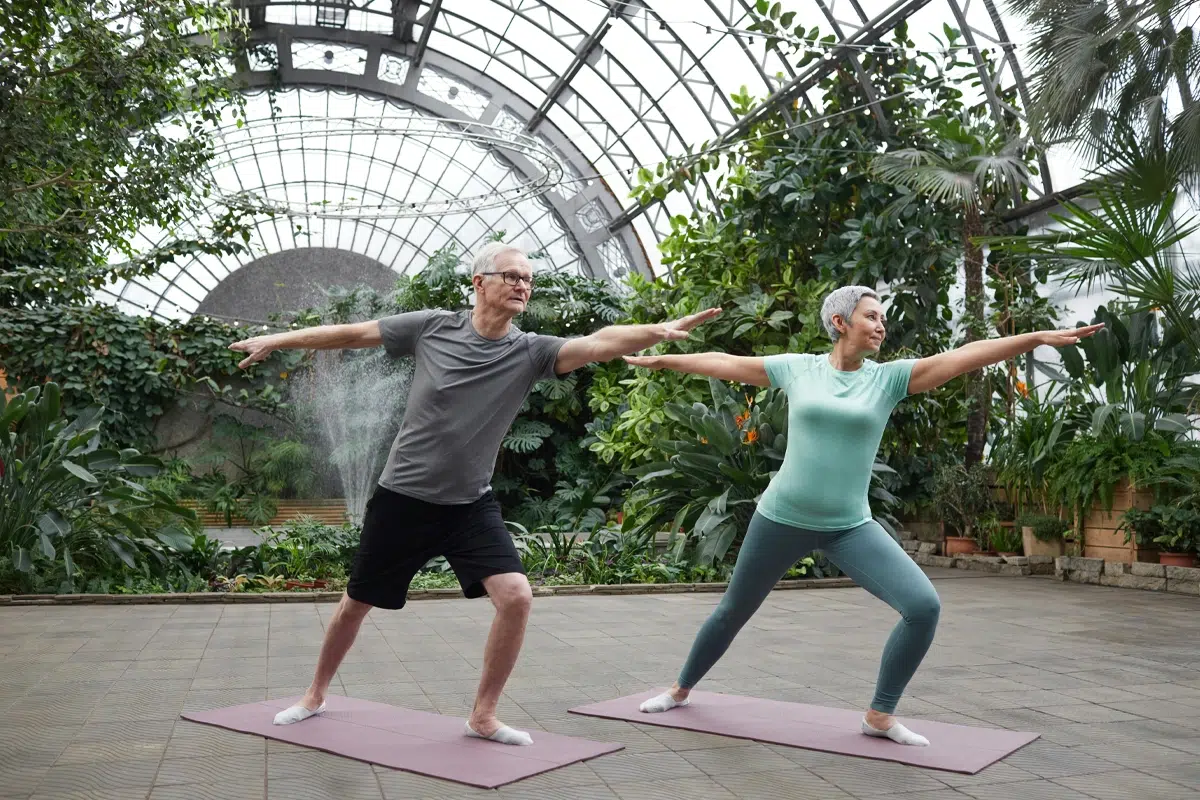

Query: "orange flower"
(744, 428), (759, 444)
(700, 437), (709, 445)
(734, 411), (750, 429)
(1016, 380), (1029, 398)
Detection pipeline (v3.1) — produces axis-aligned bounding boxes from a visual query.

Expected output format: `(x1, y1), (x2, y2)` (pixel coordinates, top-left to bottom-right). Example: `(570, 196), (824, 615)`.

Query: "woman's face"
(837, 295), (887, 354)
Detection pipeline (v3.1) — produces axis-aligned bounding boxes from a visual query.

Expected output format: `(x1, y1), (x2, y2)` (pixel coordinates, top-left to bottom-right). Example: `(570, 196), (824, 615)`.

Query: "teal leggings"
(678, 513), (941, 714)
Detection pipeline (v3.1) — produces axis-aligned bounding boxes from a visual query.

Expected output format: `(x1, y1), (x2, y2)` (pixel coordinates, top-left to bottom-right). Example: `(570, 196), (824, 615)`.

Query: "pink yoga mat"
(181, 695), (623, 789)
(569, 690), (1038, 774)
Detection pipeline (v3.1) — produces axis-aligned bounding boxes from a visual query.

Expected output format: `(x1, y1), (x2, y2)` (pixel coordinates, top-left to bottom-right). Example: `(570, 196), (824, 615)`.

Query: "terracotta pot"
(945, 536), (979, 555)
(285, 579), (328, 590)
(1159, 552), (1197, 568)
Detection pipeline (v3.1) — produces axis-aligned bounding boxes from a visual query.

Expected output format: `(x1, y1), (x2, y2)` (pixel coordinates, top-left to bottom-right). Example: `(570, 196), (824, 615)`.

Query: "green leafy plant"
(930, 462), (995, 544)
(1015, 512), (1070, 543)
(0, 0), (264, 308)
(0, 383), (195, 590)
(987, 523), (1024, 554)
(1121, 506), (1200, 554)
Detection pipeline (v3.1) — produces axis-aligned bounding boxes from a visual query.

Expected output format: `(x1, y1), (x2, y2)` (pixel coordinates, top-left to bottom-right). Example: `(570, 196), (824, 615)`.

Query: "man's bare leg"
(464, 572), (533, 745)
(274, 593), (373, 724)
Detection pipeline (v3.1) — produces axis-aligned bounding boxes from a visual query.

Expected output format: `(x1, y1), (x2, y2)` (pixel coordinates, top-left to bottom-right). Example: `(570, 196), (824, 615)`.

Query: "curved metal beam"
(239, 24), (649, 280)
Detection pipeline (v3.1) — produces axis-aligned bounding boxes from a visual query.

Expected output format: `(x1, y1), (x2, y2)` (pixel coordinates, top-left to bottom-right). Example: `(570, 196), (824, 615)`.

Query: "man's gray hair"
(821, 285), (878, 341)
(471, 242), (526, 276)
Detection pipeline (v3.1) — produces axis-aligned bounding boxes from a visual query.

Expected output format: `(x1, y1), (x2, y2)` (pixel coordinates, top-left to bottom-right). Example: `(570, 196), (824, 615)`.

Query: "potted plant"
(932, 463), (994, 555)
(1016, 512), (1068, 558)
(1122, 506), (1199, 567)
(988, 523), (1024, 557)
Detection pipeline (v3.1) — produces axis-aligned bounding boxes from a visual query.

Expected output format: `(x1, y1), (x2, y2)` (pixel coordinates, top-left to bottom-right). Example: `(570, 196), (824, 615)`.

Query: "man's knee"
(486, 573), (532, 616)
(338, 593), (373, 623)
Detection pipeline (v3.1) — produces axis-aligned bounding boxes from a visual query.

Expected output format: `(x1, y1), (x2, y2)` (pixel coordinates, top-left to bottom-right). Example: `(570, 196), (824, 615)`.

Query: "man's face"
(477, 253), (534, 316)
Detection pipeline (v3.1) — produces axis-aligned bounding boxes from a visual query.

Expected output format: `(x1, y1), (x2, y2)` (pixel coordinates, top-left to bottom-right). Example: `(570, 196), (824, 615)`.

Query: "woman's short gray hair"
(471, 242), (526, 276)
(821, 285), (878, 341)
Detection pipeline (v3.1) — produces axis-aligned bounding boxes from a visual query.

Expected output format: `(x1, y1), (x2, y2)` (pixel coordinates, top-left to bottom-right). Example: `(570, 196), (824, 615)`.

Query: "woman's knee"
(905, 591), (941, 626)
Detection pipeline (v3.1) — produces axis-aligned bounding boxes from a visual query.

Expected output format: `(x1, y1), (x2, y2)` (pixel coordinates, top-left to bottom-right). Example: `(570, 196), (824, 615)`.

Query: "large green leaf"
(37, 511), (70, 538)
(61, 460), (98, 484)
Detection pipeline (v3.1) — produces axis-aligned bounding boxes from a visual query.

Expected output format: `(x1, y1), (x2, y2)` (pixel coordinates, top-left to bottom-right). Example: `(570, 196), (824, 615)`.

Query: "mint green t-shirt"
(757, 353), (917, 531)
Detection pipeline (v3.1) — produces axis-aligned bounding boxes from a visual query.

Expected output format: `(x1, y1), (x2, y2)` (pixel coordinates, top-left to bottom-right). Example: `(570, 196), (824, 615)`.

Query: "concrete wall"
(195, 247), (399, 324)
(154, 247), (400, 496)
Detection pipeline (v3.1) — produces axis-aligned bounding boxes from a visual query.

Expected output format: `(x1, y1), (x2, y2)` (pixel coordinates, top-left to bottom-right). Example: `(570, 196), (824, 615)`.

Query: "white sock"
(464, 721), (533, 746)
(861, 718), (929, 746)
(639, 692), (689, 713)
(273, 702), (326, 725)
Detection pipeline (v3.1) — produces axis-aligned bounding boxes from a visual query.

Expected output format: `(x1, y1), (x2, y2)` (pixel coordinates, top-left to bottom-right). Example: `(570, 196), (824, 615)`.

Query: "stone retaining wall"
(900, 532), (1056, 576)
(1054, 556), (1200, 595)
(0, 576), (858, 606)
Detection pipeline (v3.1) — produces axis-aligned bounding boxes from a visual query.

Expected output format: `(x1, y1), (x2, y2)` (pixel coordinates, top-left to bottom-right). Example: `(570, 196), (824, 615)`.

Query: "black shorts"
(346, 485), (525, 610)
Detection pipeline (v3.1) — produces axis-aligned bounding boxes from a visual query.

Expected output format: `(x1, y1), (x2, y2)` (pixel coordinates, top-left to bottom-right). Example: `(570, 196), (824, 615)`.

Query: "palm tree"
(872, 111), (1031, 468)
(1010, 0), (1200, 191)
(983, 120), (1200, 361)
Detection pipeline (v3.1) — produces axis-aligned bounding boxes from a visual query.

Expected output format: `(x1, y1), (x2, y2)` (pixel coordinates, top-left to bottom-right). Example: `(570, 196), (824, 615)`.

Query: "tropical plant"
(987, 522), (1024, 554)
(625, 377), (901, 567)
(984, 120), (1200, 359)
(1010, 0), (1200, 190)
(0, 383), (195, 590)
(1052, 305), (1198, 440)
(873, 110), (1032, 467)
(990, 383), (1083, 514)
(1121, 505), (1200, 554)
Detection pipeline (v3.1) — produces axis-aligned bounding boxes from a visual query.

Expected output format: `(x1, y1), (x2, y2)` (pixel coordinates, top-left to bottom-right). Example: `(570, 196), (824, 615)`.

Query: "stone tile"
(155, 754), (265, 785)
(675, 743), (798, 776)
(587, 751), (706, 784)
(712, 767), (855, 799)
(34, 758), (160, 795)
(957, 780), (1096, 800)
(1146, 762), (1200, 790)
(997, 740), (1125, 778)
(1055, 769), (1200, 799)
(807, 759), (948, 796)
(266, 775), (383, 800)
(1038, 704), (1143, 723)
(1077, 740), (1199, 769)
(608, 776), (737, 800)
(495, 784), (619, 800)
(375, 767), (494, 799)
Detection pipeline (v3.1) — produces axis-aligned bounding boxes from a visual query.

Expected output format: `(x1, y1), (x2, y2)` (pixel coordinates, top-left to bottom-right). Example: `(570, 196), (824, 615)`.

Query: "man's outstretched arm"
(229, 321), (382, 369)
(553, 308), (722, 373)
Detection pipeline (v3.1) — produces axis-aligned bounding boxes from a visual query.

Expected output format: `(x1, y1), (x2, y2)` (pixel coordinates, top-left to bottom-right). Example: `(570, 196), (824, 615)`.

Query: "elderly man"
(229, 242), (719, 745)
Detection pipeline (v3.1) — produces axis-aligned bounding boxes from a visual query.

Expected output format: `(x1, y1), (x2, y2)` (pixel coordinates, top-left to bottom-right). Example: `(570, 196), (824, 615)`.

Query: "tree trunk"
(963, 206), (988, 468)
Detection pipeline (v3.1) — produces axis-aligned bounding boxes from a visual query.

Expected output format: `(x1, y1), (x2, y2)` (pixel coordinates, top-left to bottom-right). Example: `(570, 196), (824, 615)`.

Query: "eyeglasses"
(480, 271), (535, 288)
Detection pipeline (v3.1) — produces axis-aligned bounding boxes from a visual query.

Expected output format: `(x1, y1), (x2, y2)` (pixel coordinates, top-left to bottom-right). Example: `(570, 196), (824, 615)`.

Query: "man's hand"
(1038, 323), (1104, 348)
(660, 307), (722, 341)
(229, 335), (278, 369)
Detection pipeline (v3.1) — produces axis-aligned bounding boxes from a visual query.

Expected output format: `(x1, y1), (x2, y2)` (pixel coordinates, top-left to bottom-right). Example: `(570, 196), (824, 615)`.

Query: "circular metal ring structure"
(212, 114), (566, 219)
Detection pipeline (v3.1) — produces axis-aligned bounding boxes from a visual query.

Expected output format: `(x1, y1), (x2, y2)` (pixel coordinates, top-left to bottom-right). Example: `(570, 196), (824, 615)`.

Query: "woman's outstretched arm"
(907, 324), (1104, 394)
(624, 353), (770, 387)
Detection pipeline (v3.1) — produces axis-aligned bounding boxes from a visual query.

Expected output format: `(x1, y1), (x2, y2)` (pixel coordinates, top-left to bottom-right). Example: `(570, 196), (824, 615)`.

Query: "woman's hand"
(1037, 323), (1105, 347)
(623, 355), (664, 369)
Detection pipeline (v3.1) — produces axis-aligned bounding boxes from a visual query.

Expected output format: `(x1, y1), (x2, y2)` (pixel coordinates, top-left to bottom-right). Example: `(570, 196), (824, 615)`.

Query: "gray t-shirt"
(376, 309), (569, 504)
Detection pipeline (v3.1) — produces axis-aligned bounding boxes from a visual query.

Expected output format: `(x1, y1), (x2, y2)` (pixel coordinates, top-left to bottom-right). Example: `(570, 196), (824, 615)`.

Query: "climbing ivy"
(0, 304), (301, 447)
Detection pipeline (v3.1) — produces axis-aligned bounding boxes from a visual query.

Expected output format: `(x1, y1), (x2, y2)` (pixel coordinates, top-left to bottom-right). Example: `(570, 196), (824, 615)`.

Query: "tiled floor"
(3, 572), (1199, 799)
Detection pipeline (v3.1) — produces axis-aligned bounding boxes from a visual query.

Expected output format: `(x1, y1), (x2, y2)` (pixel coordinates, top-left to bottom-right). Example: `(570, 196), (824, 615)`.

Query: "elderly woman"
(626, 285), (1101, 746)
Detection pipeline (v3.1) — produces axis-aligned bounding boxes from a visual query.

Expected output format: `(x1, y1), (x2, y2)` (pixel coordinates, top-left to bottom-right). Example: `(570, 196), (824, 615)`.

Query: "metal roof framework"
(102, 0), (1060, 320)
